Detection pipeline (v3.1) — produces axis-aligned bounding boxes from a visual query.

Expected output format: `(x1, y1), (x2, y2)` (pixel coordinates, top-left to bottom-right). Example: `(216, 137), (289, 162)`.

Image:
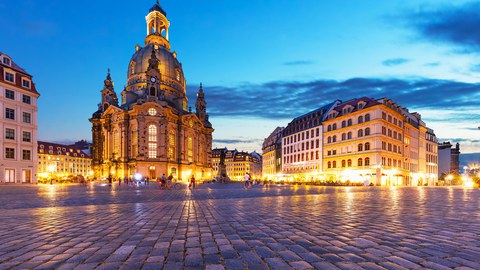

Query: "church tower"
(90, 1), (214, 182)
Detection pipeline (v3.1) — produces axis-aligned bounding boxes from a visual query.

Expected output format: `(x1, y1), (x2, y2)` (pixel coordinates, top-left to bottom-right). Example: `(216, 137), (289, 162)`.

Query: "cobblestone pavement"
(0, 183), (479, 270)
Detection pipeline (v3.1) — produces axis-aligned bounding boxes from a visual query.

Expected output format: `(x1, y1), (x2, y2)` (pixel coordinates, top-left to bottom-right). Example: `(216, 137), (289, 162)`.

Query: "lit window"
(148, 143), (157, 158)
(148, 125), (157, 141)
(148, 108), (157, 116)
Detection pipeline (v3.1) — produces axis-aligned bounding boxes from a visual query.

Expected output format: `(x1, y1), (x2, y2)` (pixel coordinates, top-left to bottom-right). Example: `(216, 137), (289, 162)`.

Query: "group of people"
(244, 172), (252, 189)
(156, 173), (196, 190)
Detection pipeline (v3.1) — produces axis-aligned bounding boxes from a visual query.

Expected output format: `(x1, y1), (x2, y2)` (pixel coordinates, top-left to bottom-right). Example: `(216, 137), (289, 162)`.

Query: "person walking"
(189, 175), (196, 189)
(167, 174), (174, 190)
(244, 172), (250, 190)
(108, 174), (112, 187)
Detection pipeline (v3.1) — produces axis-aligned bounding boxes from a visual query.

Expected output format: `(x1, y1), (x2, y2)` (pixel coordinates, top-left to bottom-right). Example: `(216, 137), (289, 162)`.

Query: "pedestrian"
(146, 177), (149, 185)
(244, 172), (250, 189)
(189, 175), (196, 189)
(118, 177), (121, 186)
(108, 174), (112, 186)
(161, 174), (167, 189)
(167, 174), (174, 190)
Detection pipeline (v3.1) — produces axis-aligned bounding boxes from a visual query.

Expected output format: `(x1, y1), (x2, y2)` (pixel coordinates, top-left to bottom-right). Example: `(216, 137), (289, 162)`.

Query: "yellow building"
(90, 2), (213, 182)
(322, 97), (437, 186)
(37, 141), (92, 183)
(262, 127), (283, 180)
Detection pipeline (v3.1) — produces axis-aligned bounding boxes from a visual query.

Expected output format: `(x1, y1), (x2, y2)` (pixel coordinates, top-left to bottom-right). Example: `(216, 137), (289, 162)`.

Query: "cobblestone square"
(0, 183), (479, 269)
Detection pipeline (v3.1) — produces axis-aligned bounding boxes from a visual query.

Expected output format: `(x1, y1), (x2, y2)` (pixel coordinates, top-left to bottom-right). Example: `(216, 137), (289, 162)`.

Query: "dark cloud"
(382, 58), (410, 67)
(438, 138), (480, 144)
(402, 2), (480, 53)
(283, 60), (314, 66)
(187, 77), (480, 122)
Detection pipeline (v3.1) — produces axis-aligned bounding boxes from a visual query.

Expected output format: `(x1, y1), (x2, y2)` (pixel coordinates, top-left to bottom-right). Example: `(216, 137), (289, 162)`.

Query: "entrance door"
(149, 166), (156, 180)
(22, 169), (31, 183)
(5, 169), (15, 183)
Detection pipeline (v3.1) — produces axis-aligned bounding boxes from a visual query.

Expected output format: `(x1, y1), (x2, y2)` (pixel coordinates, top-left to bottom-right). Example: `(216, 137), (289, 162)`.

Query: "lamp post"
(47, 164), (55, 185)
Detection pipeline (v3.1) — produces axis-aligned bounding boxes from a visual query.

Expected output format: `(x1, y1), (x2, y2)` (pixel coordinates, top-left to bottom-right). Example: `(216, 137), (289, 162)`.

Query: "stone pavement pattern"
(0, 183), (479, 270)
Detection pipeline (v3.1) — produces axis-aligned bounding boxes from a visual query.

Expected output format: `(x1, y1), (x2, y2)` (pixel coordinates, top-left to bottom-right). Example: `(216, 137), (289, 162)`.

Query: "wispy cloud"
(382, 58), (410, 67)
(187, 77), (480, 122)
(424, 62), (440, 67)
(401, 2), (480, 53)
(214, 139), (259, 144)
(283, 60), (314, 66)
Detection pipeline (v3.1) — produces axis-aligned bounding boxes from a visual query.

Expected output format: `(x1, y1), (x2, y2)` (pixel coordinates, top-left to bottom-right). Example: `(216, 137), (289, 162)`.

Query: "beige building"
(0, 52), (39, 183)
(90, 2), (213, 182)
(262, 127), (283, 180)
(322, 97), (437, 186)
(37, 141), (92, 182)
(212, 148), (262, 181)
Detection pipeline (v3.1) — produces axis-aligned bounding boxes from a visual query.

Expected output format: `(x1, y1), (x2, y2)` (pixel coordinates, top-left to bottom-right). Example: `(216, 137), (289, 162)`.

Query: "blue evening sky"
(2, 0), (480, 153)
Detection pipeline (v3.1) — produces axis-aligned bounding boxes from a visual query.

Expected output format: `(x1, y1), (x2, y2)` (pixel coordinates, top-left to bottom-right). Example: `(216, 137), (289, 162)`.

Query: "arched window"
(148, 125), (157, 158)
(327, 136), (332, 143)
(347, 132), (352, 139)
(347, 159), (352, 167)
(333, 135), (337, 142)
(365, 142), (370, 151)
(149, 87), (156, 96)
(358, 144), (363, 152)
(341, 160), (346, 168)
(358, 129), (363, 137)
(327, 161), (332, 168)
(327, 125), (331, 131)
(358, 158), (363, 167)
(342, 121), (346, 128)
(365, 157), (370, 166)
(358, 116), (364, 123)
(382, 126), (386, 135)
(342, 133), (346, 141)
(347, 119), (352, 126)
(365, 114), (371, 121)
(365, 127), (370, 136)
(333, 161), (337, 168)
(332, 123), (337, 130)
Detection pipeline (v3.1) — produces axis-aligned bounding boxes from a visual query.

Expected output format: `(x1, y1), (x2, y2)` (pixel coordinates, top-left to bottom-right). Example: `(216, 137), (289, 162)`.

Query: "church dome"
(127, 43), (185, 92)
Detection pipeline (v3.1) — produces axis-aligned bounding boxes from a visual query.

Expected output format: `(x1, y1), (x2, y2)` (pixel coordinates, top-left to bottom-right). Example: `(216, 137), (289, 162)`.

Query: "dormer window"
(358, 101), (366, 110)
(22, 79), (30, 89)
(2, 57), (11, 66)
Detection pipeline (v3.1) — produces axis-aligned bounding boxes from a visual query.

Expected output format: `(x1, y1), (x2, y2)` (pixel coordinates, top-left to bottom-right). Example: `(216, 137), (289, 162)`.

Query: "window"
(327, 136), (331, 143)
(365, 127), (370, 136)
(22, 112), (31, 123)
(5, 128), (14, 140)
(332, 135), (337, 142)
(342, 121), (346, 128)
(342, 133), (346, 141)
(358, 144), (363, 152)
(332, 123), (337, 130)
(347, 132), (352, 139)
(5, 89), (14, 99)
(382, 126), (386, 135)
(382, 112), (386, 120)
(5, 72), (14, 82)
(365, 142), (370, 151)
(148, 143), (157, 158)
(22, 150), (31, 160)
(347, 159), (352, 167)
(358, 129), (363, 137)
(327, 125), (331, 132)
(5, 108), (14, 120)
(358, 158), (363, 167)
(365, 157), (370, 166)
(22, 79), (30, 89)
(365, 114), (370, 121)
(341, 160), (346, 168)
(333, 161), (337, 168)
(3, 57), (11, 66)
(5, 148), (14, 159)
(327, 161), (331, 168)
(22, 95), (31, 104)
(347, 119), (352, 126)
(358, 116), (364, 123)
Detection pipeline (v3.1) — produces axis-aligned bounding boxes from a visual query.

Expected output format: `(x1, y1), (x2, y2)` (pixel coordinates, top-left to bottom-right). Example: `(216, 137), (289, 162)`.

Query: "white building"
(0, 52), (40, 183)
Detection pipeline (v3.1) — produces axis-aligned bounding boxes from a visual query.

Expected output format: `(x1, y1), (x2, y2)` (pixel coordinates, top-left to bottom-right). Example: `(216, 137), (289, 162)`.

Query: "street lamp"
(47, 164), (55, 184)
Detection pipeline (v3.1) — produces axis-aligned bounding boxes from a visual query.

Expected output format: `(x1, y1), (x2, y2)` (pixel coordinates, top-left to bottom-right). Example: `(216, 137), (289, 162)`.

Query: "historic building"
(37, 141), (92, 182)
(212, 148), (262, 181)
(438, 141), (460, 177)
(0, 52), (39, 183)
(262, 127), (283, 180)
(282, 101), (340, 179)
(322, 97), (438, 186)
(90, 2), (214, 181)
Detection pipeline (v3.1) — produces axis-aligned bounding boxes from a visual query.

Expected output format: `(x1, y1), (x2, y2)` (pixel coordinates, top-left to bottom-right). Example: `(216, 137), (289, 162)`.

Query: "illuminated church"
(90, 1), (214, 181)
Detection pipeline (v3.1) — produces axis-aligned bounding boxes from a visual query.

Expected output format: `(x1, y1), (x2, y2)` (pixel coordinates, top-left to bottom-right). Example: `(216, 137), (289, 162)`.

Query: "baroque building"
(90, 2), (213, 181)
(262, 127), (283, 180)
(0, 52), (39, 183)
(212, 148), (262, 181)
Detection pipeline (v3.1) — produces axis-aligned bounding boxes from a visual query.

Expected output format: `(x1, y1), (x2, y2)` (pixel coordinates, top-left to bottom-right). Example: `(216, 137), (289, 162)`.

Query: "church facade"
(90, 1), (214, 181)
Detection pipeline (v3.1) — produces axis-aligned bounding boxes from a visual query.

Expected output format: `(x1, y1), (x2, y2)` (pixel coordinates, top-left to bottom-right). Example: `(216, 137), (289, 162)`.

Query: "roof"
(0, 52), (40, 95)
(38, 141), (91, 158)
(283, 100), (340, 136)
(149, 1), (167, 16)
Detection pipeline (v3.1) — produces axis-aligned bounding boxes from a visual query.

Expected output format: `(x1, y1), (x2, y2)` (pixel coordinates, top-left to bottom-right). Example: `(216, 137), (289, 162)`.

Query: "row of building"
(262, 97), (460, 186)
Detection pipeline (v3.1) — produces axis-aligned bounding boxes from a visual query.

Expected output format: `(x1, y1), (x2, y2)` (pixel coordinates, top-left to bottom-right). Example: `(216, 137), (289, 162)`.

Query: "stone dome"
(127, 42), (185, 91)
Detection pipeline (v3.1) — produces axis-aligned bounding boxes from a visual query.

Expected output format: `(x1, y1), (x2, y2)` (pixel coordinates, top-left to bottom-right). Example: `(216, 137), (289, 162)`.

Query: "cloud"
(214, 139), (259, 144)
(424, 62), (440, 67)
(382, 58), (410, 67)
(283, 60), (314, 66)
(402, 2), (480, 53)
(187, 77), (480, 122)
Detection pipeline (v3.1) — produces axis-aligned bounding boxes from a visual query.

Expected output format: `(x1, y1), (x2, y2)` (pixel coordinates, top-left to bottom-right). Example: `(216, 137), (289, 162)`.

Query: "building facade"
(322, 97), (437, 186)
(281, 101), (340, 180)
(37, 141), (92, 182)
(212, 148), (262, 180)
(262, 127), (283, 180)
(90, 2), (214, 182)
(438, 142), (460, 176)
(0, 52), (40, 184)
